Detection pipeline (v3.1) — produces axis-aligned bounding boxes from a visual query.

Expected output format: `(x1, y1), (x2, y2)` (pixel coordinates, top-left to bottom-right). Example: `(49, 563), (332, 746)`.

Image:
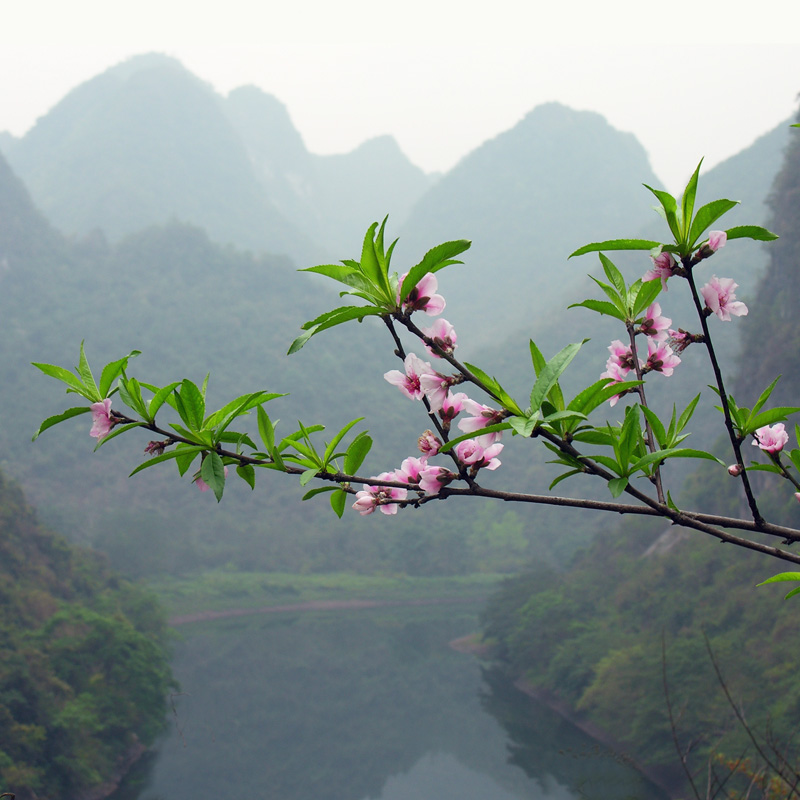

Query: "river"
(110, 600), (669, 800)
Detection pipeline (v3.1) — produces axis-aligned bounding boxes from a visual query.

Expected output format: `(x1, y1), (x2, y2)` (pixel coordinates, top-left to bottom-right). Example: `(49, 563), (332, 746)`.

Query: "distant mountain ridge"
(0, 53), (432, 263)
(398, 102), (665, 347)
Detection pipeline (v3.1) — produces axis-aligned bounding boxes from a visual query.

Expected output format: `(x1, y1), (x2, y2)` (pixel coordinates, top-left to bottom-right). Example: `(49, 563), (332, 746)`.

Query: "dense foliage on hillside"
(0, 470), (174, 799)
(480, 520), (800, 788)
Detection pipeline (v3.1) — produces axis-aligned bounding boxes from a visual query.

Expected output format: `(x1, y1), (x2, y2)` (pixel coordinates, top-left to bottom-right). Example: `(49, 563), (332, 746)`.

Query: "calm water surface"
(112, 602), (669, 800)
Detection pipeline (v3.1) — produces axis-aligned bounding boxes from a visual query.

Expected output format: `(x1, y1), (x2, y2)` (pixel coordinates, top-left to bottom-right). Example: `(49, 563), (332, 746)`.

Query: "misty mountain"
(397, 102), (663, 348)
(1, 54), (433, 264)
(224, 85), (434, 254)
(4, 54), (317, 260)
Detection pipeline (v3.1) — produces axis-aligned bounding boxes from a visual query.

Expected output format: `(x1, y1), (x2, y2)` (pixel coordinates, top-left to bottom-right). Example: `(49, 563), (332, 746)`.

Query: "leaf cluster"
(289, 217), (470, 353)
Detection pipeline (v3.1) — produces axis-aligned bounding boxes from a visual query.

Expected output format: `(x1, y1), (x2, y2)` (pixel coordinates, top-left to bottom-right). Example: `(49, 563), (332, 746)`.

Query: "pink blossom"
(727, 464), (743, 477)
(457, 398), (505, 442)
(398, 272), (446, 316)
(454, 437), (503, 471)
(644, 338), (681, 377)
(419, 370), (451, 413)
(643, 251), (677, 291)
(707, 230), (727, 252)
(394, 457), (426, 484)
(700, 276), (748, 321)
(795, 492), (800, 505)
(440, 391), (468, 422)
(89, 399), (114, 439)
(421, 318), (458, 358)
(605, 340), (641, 374)
(639, 302), (671, 340)
(600, 360), (628, 407)
(352, 472), (408, 515)
(384, 353), (435, 401)
(667, 329), (694, 354)
(196, 465), (229, 492)
(418, 465), (454, 495)
(752, 423), (789, 454)
(418, 430), (442, 457)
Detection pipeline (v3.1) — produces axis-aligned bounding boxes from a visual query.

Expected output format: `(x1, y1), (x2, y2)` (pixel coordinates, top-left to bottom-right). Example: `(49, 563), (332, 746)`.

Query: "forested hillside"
(0, 470), (173, 800)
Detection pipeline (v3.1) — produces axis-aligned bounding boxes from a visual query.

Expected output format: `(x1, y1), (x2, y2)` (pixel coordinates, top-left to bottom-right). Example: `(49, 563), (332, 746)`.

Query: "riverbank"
(447, 634), (681, 798)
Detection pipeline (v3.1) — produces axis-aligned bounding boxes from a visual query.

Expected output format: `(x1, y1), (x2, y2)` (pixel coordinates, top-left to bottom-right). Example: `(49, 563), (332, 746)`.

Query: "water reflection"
(111, 604), (668, 800)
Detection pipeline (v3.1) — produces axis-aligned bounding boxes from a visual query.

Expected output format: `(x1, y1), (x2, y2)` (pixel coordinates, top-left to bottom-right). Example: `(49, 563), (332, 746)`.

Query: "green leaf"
(549, 469), (583, 490)
(608, 477), (629, 497)
(118, 378), (146, 417)
(530, 341), (564, 411)
(630, 447), (722, 473)
(31, 361), (92, 398)
(571, 428), (616, 447)
(569, 239), (661, 258)
(745, 463), (783, 474)
(330, 489), (347, 518)
(93, 422), (142, 450)
(76, 342), (100, 401)
(568, 379), (641, 417)
(677, 394), (701, 435)
(725, 225), (779, 242)
(641, 406), (667, 449)
(599, 254), (626, 297)
(175, 443), (202, 475)
(301, 264), (378, 297)
(689, 199), (739, 247)
(32, 406), (91, 441)
(589, 274), (626, 310)
(236, 464), (256, 490)
(680, 160), (703, 241)
(302, 485), (339, 500)
(323, 417), (364, 466)
(757, 572), (800, 599)
(439, 423), (512, 452)
(751, 377), (781, 419)
(200, 451), (226, 502)
(630, 278), (662, 318)
(289, 306), (385, 354)
(644, 184), (681, 242)
(747, 407), (800, 433)
(568, 298), (626, 321)
(129, 445), (205, 477)
(757, 572), (800, 586)
(530, 341), (585, 416)
(300, 468), (319, 486)
(399, 239), (471, 304)
(344, 432), (372, 475)
(358, 221), (383, 287)
(506, 415), (537, 438)
(174, 380), (205, 431)
(99, 350), (141, 398)
(142, 381), (180, 420)
(257, 405), (276, 452)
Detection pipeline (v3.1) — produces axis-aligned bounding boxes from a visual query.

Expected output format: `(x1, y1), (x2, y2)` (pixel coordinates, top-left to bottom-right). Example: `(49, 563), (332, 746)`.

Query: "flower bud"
(708, 231), (727, 252)
(727, 464), (743, 477)
(418, 430), (442, 457)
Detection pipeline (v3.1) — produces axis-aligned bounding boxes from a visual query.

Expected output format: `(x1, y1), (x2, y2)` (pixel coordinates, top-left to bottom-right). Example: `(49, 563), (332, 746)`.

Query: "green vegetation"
(148, 571), (503, 617)
(480, 519), (800, 784)
(0, 470), (174, 798)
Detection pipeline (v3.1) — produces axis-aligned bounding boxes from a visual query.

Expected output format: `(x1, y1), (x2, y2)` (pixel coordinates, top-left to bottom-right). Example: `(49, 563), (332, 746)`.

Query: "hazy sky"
(2, 0), (799, 193)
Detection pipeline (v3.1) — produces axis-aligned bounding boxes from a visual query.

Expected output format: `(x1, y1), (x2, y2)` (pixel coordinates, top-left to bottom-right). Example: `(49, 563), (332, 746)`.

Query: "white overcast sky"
(2, 0), (799, 193)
